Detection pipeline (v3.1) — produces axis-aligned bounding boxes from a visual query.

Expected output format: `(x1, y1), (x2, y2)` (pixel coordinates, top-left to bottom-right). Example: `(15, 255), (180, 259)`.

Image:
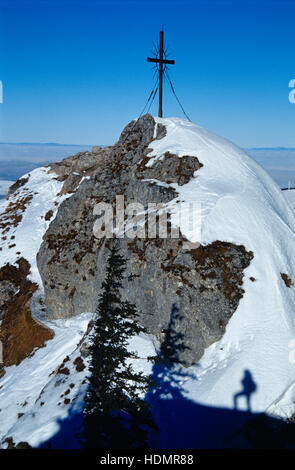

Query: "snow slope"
(2, 118), (295, 448)
(0, 167), (91, 445)
(148, 118), (295, 418)
(0, 319), (155, 448)
(0, 313), (92, 446)
(283, 188), (295, 211)
(0, 167), (70, 284)
(0, 166), (156, 448)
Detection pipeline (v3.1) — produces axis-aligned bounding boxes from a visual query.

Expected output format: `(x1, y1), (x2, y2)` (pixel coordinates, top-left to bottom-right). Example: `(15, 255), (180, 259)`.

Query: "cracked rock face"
(37, 114), (253, 366)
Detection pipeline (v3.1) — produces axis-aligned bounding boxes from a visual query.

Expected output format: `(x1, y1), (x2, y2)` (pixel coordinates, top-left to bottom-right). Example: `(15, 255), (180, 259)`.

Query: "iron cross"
(147, 30), (175, 118)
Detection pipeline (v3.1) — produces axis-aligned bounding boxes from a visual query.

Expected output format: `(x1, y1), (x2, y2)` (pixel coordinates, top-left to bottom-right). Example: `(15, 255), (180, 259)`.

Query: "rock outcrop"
(37, 114), (253, 365)
(0, 258), (54, 367)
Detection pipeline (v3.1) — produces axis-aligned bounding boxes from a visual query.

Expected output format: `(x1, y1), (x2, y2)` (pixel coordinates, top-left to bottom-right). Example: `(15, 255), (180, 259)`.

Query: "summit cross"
(147, 30), (175, 118)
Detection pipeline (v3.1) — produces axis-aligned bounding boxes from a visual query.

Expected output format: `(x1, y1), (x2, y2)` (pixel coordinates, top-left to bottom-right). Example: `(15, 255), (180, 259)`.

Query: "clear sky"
(0, 0), (295, 147)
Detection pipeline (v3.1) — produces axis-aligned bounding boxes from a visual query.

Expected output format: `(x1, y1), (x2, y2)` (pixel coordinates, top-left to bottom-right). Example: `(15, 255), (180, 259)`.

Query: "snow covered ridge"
(0, 160), (155, 449)
(1, 117), (295, 448)
(151, 117), (295, 245)
(0, 166), (71, 284)
(0, 167), (77, 370)
(0, 168), (96, 448)
(146, 117), (295, 418)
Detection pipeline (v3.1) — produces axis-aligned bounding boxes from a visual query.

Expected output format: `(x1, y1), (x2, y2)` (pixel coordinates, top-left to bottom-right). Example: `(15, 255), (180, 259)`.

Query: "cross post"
(147, 30), (175, 118)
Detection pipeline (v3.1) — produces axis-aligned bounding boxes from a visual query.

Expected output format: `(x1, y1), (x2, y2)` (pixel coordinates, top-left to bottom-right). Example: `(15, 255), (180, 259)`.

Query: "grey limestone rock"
(0, 280), (18, 319)
(37, 114), (253, 366)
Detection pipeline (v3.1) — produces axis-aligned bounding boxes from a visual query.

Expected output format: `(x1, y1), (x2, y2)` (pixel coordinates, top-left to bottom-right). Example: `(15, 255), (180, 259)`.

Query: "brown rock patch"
(0, 258), (54, 366)
(44, 210), (53, 221)
(74, 356), (85, 372)
(281, 272), (293, 288)
(7, 177), (29, 198)
(137, 151), (203, 186)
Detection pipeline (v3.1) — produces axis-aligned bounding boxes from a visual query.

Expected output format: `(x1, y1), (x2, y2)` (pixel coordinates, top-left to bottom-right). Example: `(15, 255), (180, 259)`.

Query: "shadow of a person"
(233, 370), (257, 412)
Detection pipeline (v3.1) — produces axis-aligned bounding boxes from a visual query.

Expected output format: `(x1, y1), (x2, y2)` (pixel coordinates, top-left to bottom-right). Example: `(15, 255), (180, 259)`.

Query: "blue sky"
(0, 0), (295, 146)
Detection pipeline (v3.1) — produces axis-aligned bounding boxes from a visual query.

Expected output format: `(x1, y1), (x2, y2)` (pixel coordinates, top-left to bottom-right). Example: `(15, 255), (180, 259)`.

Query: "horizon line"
(0, 142), (95, 147)
(1, 142), (295, 151)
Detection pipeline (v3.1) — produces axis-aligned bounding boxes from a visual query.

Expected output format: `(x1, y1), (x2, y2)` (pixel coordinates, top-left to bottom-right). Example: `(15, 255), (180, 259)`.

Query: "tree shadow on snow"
(39, 405), (84, 449)
(146, 304), (295, 449)
(146, 361), (295, 449)
(39, 303), (295, 449)
(39, 376), (295, 449)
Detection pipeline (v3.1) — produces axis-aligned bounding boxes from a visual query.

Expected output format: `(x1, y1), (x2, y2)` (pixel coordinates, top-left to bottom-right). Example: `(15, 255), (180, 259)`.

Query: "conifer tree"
(82, 243), (155, 449)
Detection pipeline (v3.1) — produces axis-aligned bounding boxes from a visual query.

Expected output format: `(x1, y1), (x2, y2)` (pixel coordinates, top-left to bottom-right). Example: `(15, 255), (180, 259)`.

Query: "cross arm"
(147, 57), (175, 65)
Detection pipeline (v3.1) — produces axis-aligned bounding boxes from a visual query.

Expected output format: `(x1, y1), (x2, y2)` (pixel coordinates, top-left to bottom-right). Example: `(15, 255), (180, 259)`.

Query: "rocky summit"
(2, 114), (295, 448)
(37, 114), (253, 366)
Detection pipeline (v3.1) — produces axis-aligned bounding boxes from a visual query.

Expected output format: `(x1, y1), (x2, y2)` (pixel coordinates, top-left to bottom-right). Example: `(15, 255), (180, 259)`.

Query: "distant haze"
(246, 148), (295, 189)
(1, 143), (295, 190)
(0, 143), (92, 163)
(0, 143), (92, 181)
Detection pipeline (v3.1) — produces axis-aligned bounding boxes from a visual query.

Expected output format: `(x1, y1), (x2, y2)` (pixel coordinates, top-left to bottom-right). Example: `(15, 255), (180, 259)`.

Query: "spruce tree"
(82, 243), (155, 449)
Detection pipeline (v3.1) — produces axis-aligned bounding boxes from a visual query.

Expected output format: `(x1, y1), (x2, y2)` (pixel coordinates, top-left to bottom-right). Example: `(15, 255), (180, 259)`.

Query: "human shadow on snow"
(39, 304), (295, 449)
(146, 361), (295, 449)
(39, 373), (295, 449)
(146, 304), (295, 449)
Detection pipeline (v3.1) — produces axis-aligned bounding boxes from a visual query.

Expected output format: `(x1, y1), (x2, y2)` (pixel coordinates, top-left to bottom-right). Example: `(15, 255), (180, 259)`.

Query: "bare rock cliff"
(37, 115), (253, 365)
